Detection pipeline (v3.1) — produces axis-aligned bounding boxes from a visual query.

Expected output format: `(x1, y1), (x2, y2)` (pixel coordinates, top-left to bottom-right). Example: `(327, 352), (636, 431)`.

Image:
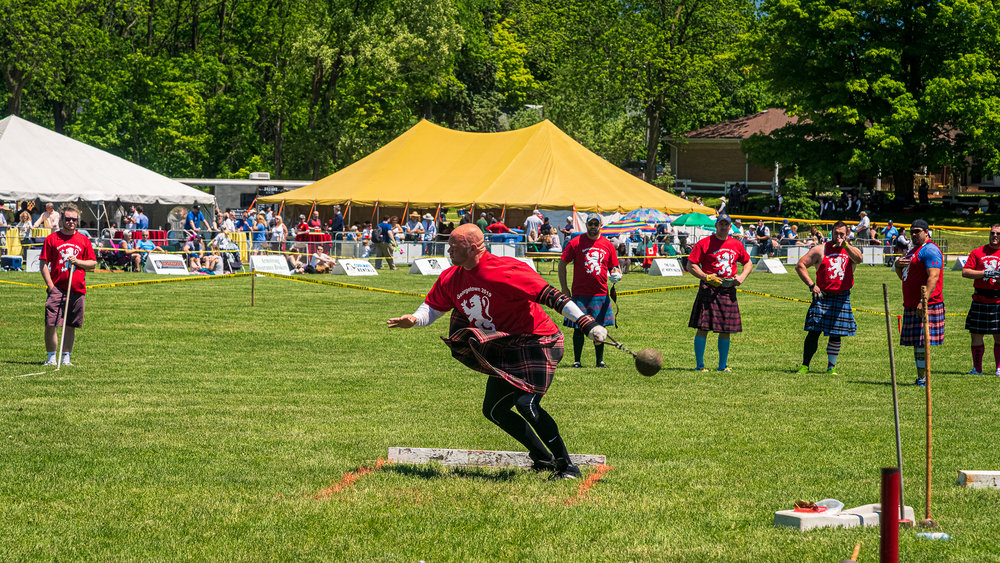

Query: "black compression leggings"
(803, 331), (841, 366)
(481, 376), (570, 463)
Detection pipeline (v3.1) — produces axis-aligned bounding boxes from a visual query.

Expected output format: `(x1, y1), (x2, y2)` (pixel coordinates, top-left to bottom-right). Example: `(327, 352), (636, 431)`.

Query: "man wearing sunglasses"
(961, 224), (1000, 376)
(894, 219), (944, 387)
(40, 204), (96, 366)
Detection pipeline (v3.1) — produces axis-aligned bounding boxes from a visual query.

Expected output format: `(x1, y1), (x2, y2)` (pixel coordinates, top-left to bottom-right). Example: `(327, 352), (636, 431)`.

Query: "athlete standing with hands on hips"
(388, 224), (607, 479)
(961, 224), (1000, 376)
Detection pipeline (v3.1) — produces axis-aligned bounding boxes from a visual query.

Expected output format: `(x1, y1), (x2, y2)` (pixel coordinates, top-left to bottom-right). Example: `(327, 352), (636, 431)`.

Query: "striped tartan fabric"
(688, 284), (742, 333)
(900, 303), (946, 346)
(965, 301), (1000, 335)
(803, 291), (857, 336)
(442, 316), (564, 395)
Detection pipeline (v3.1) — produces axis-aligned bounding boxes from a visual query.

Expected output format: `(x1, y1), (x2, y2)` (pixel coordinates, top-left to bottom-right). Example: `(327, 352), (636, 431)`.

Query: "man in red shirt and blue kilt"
(793, 221), (863, 375)
(388, 224), (608, 480)
(960, 224), (1000, 376)
(894, 219), (945, 387)
(686, 214), (752, 372)
(558, 213), (622, 368)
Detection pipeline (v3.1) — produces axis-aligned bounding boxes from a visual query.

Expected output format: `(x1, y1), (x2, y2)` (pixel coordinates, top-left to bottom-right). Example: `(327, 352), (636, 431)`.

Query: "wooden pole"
(920, 285), (934, 525)
(251, 266), (255, 307)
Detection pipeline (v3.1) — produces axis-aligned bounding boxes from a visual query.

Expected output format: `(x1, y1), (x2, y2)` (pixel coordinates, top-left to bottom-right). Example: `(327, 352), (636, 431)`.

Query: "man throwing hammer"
(794, 221), (862, 375)
(894, 219), (945, 387)
(558, 213), (622, 368)
(686, 214), (752, 372)
(388, 224), (607, 479)
(960, 224), (1000, 376)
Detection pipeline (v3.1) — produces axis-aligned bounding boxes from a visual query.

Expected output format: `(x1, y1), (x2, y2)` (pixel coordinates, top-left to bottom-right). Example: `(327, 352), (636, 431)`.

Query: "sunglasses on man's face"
(63, 217), (79, 223)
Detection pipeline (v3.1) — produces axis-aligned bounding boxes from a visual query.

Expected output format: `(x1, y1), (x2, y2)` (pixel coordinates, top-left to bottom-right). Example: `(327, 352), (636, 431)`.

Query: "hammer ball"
(635, 348), (662, 377)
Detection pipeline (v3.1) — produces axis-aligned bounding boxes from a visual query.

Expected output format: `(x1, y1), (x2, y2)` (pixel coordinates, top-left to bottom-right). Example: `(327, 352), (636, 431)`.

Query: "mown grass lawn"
(1, 262), (998, 561)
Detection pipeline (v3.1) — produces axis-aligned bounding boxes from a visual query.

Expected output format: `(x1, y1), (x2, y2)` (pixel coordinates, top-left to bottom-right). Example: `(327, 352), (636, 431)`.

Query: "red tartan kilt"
(688, 284), (742, 333)
(442, 327), (564, 394)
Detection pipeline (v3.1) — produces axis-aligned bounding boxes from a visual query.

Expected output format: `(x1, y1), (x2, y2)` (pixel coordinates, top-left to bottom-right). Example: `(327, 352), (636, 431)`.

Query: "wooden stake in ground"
(251, 267), (255, 307)
(919, 286), (937, 528)
(882, 284), (906, 521)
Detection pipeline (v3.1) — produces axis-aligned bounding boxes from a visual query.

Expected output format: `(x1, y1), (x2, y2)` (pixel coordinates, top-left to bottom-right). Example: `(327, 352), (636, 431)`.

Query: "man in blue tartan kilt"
(388, 224), (609, 480)
(894, 219), (945, 387)
(794, 221), (863, 375)
(960, 224), (1000, 376)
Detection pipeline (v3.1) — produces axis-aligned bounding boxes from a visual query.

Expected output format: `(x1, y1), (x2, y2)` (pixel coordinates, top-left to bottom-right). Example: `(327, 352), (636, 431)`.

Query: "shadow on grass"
(847, 380), (895, 386)
(3, 360), (45, 366)
(384, 463), (521, 482)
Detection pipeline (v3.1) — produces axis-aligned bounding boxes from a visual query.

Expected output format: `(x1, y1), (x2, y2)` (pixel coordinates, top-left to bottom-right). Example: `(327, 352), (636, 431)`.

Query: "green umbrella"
(671, 212), (716, 227)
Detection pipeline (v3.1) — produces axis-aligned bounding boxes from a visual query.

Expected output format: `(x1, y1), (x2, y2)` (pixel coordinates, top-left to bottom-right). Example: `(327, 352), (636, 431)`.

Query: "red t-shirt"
(560, 235), (619, 296)
(967, 244), (1000, 304)
(425, 252), (558, 336)
(902, 241), (944, 307)
(816, 242), (855, 293)
(688, 235), (749, 278)
(486, 222), (512, 234)
(41, 231), (95, 295)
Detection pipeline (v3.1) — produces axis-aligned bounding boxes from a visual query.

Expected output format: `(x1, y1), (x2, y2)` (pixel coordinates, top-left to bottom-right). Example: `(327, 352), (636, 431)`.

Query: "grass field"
(2, 262), (999, 561)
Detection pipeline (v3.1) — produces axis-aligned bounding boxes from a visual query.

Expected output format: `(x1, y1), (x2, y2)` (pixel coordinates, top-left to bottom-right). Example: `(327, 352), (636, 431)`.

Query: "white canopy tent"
(0, 115), (215, 231)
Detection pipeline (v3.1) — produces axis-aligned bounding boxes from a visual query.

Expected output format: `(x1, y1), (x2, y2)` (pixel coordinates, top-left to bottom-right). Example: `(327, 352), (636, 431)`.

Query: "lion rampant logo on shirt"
(713, 249), (736, 277)
(825, 254), (847, 281)
(983, 255), (1000, 286)
(584, 247), (606, 277)
(459, 290), (496, 331)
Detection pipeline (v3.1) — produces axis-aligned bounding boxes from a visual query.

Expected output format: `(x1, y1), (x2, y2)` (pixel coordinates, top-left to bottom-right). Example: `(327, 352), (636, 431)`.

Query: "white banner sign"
(409, 257), (452, 275)
(144, 253), (190, 275)
(26, 248), (41, 272)
(333, 259), (379, 276)
(250, 255), (291, 275)
(753, 257), (788, 274)
(647, 258), (684, 277)
(951, 256), (968, 271)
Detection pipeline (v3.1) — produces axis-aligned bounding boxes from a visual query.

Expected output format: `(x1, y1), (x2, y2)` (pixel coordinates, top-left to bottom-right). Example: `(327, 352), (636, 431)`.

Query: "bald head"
(449, 223), (486, 269)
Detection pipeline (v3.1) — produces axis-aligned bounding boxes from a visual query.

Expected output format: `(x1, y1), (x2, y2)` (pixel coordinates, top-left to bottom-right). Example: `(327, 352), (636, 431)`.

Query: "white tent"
(0, 115), (214, 229)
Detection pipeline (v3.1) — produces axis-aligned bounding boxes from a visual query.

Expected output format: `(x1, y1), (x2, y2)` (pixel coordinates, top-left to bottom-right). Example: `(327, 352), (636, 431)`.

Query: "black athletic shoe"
(528, 454), (557, 472)
(551, 459), (582, 480)
(596, 362), (608, 368)
(571, 362), (583, 368)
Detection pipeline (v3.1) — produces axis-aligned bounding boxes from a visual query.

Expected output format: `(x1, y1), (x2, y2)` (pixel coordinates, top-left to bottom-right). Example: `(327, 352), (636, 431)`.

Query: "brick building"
(669, 109), (797, 192)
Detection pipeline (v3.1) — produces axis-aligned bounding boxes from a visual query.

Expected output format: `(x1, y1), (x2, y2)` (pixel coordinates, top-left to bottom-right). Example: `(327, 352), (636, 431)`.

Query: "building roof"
(684, 109), (797, 140)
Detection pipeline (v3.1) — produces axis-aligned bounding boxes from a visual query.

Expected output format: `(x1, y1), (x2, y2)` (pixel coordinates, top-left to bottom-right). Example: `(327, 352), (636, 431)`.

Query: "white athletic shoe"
(995, 368), (1000, 377)
(43, 357), (57, 366)
(61, 357), (73, 367)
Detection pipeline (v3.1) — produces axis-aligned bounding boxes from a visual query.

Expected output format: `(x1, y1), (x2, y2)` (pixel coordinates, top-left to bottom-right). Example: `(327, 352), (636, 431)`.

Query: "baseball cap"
(716, 213), (732, 224)
(782, 218), (788, 223)
(586, 213), (602, 224)
(911, 219), (930, 232)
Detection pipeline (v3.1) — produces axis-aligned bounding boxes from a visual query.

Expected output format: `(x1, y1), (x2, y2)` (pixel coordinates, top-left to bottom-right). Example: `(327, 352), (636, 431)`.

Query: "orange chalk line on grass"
(566, 464), (613, 506)
(314, 458), (387, 500)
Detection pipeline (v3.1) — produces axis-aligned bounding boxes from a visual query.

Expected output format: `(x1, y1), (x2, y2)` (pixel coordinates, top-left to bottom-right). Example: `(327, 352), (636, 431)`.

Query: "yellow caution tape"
(0, 279), (46, 288)
(256, 271), (427, 298)
(617, 284), (699, 297)
(89, 272), (251, 289)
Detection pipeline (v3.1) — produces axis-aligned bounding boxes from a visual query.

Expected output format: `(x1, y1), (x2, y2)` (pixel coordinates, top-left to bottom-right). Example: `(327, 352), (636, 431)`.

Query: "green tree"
(749, 0), (1000, 201)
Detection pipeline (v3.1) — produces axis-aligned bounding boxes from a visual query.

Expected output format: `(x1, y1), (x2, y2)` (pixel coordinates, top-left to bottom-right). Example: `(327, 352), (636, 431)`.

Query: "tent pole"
(307, 201), (316, 221)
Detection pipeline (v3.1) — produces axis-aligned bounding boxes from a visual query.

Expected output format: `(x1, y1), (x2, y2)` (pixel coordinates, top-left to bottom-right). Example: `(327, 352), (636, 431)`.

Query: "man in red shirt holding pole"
(793, 221), (863, 375)
(388, 224), (607, 480)
(40, 204), (96, 366)
(961, 224), (1000, 376)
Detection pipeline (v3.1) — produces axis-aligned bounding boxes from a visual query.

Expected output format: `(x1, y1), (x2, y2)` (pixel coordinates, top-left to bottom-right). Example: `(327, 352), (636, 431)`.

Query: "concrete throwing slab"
(774, 503), (915, 531)
(388, 447), (605, 467)
(958, 470), (1000, 489)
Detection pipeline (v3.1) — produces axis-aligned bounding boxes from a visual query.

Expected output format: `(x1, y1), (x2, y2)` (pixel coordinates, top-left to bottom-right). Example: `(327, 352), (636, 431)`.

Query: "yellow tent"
(259, 120), (713, 214)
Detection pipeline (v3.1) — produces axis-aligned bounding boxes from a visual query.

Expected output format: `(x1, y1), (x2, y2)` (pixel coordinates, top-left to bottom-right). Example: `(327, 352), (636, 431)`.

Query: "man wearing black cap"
(894, 219), (944, 386)
(686, 214), (752, 372)
(960, 224), (1000, 376)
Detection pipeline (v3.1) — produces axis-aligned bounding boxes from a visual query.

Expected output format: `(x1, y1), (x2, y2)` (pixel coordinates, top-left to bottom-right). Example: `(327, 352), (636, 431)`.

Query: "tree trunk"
(274, 113), (283, 175)
(643, 94), (664, 183)
(5, 68), (25, 116)
(53, 100), (66, 134)
(191, 0), (200, 51)
(893, 169), (915, 204)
